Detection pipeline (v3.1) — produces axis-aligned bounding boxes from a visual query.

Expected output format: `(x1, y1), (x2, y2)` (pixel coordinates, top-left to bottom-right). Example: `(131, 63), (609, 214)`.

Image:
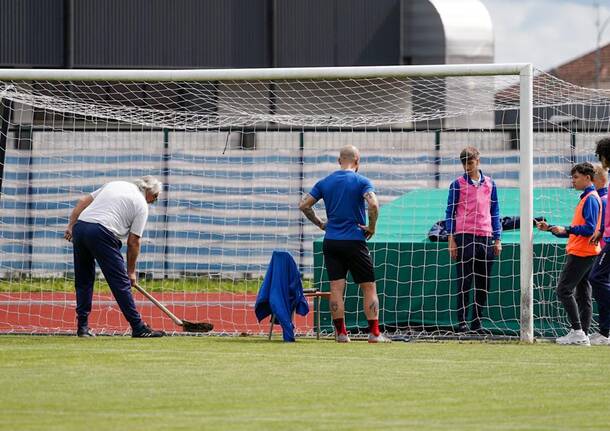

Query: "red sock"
(368, 319), (380, 337)
(333, 318), (347, 335)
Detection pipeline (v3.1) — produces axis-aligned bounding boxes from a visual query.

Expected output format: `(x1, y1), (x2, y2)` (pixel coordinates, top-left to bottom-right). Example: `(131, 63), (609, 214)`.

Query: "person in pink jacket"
(445, 147), (502, 333)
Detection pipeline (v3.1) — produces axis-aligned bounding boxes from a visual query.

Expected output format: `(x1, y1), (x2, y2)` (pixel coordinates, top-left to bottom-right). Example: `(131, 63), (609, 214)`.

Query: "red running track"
(0, 291), (317, 335)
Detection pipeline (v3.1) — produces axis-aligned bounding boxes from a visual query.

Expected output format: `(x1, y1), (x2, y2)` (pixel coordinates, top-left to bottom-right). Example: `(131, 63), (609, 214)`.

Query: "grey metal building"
(0, 0), (493, 69)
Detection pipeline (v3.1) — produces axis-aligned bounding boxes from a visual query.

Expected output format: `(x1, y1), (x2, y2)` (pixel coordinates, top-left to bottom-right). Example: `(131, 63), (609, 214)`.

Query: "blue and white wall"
(0, 129), (597, 278)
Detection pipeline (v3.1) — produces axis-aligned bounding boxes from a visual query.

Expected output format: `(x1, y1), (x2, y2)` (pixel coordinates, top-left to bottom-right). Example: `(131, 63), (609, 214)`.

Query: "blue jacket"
(255, 251), (309, 342)
(597, 187), (607, 237)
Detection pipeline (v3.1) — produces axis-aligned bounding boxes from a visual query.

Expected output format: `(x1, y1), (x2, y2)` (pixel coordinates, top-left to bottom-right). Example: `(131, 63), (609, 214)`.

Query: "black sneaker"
(77, 327), (95, 338)
(456, 323), (469, 333)
(132, 324), (165, 338)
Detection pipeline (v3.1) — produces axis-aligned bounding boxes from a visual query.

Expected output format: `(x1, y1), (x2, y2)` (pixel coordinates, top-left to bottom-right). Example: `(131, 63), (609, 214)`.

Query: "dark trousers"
(455, 234), (495, 328)
(588, 243), (610, 332)
(72, 221), (144, 331)
(557, 254), (594, 333)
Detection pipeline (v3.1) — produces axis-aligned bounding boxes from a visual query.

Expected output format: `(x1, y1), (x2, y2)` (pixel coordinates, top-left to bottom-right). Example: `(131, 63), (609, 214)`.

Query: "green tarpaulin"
(313, 188), (583, 337)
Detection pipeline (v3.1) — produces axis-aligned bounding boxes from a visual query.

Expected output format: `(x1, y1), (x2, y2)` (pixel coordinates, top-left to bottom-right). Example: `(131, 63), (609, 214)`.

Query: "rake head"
(181, 320), (214, 333)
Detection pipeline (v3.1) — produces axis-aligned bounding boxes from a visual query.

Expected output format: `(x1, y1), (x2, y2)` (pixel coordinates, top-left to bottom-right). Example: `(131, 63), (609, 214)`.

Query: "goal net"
(0, 65), (607, 339)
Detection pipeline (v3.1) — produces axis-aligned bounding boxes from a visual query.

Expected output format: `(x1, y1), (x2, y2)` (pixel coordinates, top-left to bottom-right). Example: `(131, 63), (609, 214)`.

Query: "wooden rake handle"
(133, 283), (184, 327)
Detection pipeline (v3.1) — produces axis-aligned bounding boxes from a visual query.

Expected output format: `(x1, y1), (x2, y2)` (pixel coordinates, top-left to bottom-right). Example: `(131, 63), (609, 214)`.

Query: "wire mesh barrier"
(0, 65), (609, 339)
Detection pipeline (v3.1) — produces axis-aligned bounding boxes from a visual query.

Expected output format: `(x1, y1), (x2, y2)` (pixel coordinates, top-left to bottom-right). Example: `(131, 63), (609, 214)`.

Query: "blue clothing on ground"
(72, 220), (145, 331)
(309, 170), (374, 241)
(255, 251), (309, 342)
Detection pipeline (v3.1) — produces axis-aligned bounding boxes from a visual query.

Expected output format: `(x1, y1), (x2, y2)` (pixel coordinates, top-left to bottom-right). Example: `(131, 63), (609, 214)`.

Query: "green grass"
(0, 277), (310, 294)
(1, 336), (609, 431)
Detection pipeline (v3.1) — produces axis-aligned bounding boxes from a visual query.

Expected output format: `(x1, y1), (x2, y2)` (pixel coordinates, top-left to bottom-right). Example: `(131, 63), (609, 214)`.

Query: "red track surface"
(0, 292), (316, 335)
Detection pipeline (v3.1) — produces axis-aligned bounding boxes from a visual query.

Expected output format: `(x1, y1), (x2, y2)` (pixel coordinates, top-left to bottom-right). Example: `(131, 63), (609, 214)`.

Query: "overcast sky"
(480, 0), (610, 71)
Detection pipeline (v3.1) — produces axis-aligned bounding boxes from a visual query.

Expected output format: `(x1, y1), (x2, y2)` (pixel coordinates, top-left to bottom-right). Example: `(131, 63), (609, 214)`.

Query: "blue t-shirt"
(309, 170), (374, 240)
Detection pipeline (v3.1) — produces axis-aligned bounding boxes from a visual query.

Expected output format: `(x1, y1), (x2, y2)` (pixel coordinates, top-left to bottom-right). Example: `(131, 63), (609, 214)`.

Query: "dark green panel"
(313, 188), (584, 337)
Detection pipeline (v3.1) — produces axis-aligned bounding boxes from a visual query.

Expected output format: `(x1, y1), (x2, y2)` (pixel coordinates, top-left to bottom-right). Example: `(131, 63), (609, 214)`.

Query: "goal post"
(519, 63), (534, 343)
(0, 63), (548, 340)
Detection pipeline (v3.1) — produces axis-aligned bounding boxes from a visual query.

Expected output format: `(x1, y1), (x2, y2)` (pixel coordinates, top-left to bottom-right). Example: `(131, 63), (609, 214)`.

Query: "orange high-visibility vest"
(566, 190), (602, 257)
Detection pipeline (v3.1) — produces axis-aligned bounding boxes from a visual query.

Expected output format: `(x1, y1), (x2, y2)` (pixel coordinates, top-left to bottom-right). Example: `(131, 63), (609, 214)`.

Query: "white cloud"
(480, 0), (610, 70)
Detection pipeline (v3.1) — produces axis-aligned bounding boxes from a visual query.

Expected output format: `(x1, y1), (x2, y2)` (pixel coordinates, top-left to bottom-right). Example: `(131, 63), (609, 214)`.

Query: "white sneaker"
(556, 329), (590, 346)
(589, 332), (610, 346)
(368, 333), (392, 343)
(336, 333), (351, 343)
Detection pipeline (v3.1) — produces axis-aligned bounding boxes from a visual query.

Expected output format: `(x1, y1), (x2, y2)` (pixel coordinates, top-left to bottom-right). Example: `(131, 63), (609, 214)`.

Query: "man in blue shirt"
(299, 145), (390, 343)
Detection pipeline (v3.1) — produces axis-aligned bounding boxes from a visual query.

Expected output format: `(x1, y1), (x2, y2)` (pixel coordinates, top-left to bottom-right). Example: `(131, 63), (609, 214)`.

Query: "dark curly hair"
(571, 162), (595, 181)
(595, 137), (610, 167)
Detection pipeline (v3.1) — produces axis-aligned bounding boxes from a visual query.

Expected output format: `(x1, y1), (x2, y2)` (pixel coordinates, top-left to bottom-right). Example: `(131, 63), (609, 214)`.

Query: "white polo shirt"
(78, 181), (149, 240)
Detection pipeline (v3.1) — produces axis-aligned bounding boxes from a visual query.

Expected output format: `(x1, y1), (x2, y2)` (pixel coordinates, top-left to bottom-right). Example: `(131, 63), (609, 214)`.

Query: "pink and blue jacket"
(597, 186), (609, 247)
(444, 171), (501, 240)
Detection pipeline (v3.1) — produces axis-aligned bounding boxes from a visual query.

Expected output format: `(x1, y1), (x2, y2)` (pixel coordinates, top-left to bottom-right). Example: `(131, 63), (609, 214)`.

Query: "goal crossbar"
(0, 63), (531, 83)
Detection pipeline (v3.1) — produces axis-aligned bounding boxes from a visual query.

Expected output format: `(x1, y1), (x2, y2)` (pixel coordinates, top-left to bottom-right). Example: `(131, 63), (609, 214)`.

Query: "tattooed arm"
(299, 194), (326, 231)
(358, 191), (379, 240)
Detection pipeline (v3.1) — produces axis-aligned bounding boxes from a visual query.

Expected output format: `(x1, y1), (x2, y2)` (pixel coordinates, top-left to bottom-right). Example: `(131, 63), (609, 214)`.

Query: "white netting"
(1, 75), (517, 128)
(0, 68), (608, 339)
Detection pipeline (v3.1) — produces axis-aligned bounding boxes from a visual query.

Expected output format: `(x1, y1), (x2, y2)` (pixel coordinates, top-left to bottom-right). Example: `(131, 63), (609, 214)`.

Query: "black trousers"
(454, 234), (495, 327)
(557, 254), (594, 333)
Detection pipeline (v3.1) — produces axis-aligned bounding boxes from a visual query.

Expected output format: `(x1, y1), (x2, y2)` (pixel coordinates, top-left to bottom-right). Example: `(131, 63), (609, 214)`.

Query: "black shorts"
(322, 239), (375, 284)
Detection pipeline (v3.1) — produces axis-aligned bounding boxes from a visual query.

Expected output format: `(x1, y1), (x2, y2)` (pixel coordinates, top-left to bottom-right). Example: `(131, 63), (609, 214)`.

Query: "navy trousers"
(588, 242), (610, 332)
(72, 221), (144, 331)
(454, 233), (495, 328)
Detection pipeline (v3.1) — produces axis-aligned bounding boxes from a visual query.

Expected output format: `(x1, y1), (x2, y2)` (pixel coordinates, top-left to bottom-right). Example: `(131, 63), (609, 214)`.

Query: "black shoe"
(470, 321), (481, 332)
(456, 323), (469, 333)
(77, 327), (95, 337)
(132, 324), (165, 338)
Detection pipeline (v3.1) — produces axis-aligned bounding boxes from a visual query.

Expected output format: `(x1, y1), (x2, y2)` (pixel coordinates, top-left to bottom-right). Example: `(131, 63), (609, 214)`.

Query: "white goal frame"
(0, 63), (535, 342)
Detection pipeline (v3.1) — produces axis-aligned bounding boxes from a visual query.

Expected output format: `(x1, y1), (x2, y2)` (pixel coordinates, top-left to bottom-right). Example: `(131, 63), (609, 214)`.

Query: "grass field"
(1, 336), (609, 430)
(0, 277), (299, 293)
(0, 278), (261, 293)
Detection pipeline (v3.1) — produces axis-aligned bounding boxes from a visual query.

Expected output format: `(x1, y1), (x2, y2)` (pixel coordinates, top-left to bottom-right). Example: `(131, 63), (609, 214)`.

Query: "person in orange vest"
(537, 162), (601, 346)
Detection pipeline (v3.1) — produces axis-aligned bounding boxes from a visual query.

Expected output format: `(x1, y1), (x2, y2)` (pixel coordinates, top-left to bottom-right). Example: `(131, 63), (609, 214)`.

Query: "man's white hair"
(134, 175), (162, 195)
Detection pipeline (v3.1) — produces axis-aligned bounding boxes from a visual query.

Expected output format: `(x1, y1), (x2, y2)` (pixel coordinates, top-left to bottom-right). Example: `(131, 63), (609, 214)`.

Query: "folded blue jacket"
(254, 250), (309, 342)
